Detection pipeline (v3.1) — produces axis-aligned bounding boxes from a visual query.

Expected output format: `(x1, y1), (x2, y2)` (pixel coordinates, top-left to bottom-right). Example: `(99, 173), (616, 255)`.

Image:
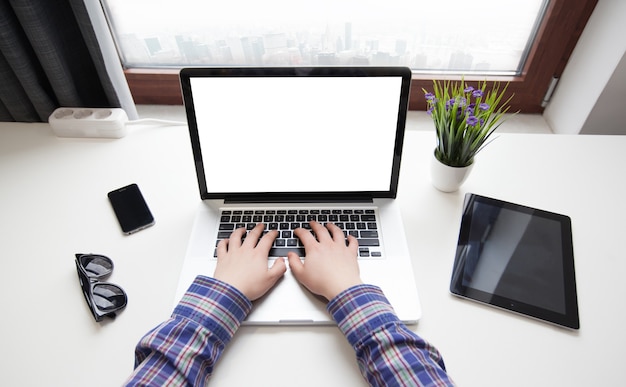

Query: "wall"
(580, 52), (626, 135)
(543, 0), (626, 135)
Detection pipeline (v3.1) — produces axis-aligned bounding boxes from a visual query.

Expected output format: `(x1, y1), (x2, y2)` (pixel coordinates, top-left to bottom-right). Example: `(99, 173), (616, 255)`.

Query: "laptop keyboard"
(215, 208), (382, 259)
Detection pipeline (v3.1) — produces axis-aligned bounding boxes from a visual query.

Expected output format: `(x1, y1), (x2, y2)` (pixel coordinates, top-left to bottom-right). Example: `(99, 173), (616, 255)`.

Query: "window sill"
(135, 104), (553, 134)
(125, 69), (536, 112)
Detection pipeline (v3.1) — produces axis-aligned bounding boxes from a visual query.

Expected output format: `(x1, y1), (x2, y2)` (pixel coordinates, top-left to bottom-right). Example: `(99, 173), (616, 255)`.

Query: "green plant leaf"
(423, 78), (516, 167)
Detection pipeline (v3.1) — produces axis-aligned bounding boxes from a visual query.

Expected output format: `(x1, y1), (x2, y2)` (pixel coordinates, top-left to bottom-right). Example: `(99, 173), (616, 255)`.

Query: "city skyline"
(117, 20), (529, 74)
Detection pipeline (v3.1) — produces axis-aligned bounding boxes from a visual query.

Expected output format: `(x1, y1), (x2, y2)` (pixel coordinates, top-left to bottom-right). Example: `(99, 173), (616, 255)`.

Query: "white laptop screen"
(181, 67), (411, 200)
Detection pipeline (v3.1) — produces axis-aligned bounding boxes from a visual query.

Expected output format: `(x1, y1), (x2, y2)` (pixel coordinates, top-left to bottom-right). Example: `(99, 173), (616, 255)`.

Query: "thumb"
(287, 252), (305, 280)
(268, 257), (287, 280)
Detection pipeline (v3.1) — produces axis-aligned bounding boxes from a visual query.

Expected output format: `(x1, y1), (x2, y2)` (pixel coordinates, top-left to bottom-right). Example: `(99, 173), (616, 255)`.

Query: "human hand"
(288, 221), (362, 301)
(213, 223), (287, 301)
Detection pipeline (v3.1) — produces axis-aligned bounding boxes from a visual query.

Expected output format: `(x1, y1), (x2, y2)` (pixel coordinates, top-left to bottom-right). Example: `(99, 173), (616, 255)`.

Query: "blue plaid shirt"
(125, 276), (454, 386)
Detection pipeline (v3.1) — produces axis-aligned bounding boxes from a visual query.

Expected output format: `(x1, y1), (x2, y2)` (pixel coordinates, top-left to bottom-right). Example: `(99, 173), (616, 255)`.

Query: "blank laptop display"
(182, 67), (406, 201)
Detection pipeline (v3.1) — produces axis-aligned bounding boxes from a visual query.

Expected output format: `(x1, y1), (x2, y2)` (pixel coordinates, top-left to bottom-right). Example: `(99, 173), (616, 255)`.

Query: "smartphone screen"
(107, 184), (155, 234)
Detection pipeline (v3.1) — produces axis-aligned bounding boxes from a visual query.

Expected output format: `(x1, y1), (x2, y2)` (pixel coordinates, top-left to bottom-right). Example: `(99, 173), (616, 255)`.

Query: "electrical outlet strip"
(48, 107), (129, 138)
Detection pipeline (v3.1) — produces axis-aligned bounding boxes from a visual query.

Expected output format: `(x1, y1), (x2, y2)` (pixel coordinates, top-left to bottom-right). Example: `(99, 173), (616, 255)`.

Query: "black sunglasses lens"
(92, 283), (127, 312)
(79, 255), (113, 278)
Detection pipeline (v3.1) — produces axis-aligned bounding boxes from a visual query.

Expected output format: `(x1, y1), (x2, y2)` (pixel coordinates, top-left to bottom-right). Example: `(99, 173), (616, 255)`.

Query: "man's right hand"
(287, 221), (363, 301)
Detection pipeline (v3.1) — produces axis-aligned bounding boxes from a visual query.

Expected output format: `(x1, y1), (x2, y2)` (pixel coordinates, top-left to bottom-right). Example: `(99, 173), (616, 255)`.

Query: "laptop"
(174, 66), (421, 325)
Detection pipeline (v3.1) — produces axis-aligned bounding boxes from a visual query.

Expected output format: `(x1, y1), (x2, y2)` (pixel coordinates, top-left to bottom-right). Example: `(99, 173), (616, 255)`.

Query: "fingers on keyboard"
(215, 209), (380, 258)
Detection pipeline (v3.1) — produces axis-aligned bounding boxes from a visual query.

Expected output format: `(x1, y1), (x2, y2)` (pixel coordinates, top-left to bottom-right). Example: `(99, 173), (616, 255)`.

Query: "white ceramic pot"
(430, 152), (474, 192)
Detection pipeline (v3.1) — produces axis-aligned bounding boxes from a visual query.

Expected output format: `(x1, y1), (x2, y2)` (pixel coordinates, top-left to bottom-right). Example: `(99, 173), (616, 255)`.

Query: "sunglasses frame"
(75, 253), (128, 322)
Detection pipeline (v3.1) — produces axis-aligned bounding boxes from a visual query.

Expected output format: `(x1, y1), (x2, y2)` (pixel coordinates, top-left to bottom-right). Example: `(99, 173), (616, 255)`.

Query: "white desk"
(1, 122), (625, 386)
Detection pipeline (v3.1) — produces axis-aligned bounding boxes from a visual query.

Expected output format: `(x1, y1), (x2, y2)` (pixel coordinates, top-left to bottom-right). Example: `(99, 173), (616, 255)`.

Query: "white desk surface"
(1, 121), (625, 386)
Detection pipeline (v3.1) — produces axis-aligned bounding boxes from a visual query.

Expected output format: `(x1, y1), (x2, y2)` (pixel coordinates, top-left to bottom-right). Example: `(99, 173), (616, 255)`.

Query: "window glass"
(102, 0), (547, 75)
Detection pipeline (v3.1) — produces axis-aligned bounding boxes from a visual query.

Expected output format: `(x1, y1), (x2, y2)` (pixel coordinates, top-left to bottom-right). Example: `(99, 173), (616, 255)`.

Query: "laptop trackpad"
(243, 270), (332, 325)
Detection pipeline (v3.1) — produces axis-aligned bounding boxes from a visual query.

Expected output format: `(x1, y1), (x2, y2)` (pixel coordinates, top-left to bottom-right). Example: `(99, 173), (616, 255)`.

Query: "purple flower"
(479, 102), (490, 111)
(464, 86), (474, 93)
(446, 98), (456, 110)
(425, 92), (436, 102)
(472, 89), (484, 98)
(467, 115), (479, 126)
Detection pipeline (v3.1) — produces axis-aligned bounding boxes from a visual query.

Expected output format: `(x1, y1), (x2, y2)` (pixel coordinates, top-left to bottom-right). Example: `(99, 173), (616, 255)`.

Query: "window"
(104, 0), (543, 74)
(102, 0), (598, 112)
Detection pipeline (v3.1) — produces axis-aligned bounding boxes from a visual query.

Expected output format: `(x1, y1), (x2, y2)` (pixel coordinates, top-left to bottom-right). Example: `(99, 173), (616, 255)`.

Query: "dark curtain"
(0, 0), (122, 122)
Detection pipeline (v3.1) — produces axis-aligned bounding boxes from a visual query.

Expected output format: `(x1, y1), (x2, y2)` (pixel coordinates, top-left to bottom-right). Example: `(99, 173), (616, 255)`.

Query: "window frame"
(121, 0), (598, 113)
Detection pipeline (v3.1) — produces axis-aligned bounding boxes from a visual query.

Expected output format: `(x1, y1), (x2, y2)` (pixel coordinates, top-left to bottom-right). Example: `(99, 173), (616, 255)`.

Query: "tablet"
(450, 193), (579, 329)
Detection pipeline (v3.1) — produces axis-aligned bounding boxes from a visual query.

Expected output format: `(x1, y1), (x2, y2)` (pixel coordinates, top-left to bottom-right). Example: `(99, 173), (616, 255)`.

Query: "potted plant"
(424, 79), (514, 192)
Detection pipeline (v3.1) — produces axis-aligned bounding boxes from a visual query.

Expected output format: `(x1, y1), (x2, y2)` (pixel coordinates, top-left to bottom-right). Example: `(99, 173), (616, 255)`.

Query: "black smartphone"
(107, 184), (155, 235)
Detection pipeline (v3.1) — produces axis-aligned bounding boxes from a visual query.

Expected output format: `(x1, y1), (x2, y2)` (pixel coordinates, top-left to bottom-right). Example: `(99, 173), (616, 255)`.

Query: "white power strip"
(48, 107), (129, 138)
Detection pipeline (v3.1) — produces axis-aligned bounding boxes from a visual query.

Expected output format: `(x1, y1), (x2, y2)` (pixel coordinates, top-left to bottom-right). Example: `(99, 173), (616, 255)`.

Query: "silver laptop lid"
(179, 67), (412, 202)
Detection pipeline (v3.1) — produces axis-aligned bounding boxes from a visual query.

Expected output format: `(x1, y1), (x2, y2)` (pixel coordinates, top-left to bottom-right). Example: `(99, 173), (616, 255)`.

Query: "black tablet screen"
(450, 194), (579, 329)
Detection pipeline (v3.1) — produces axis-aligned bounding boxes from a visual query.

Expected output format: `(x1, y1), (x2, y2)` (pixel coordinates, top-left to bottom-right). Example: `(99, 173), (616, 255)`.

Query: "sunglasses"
(75, 254), (128, 322)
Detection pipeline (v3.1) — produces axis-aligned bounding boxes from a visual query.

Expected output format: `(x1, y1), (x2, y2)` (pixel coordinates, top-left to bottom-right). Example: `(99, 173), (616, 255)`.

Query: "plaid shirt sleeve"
(124, 275), (251, 387)
(328, 284), (456, 387)
(124, 278), (453, 387)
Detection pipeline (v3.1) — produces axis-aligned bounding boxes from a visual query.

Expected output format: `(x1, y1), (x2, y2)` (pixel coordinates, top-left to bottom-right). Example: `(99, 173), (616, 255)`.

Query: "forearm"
(124, 276), (251, 386)
(328, 285), (455, 387)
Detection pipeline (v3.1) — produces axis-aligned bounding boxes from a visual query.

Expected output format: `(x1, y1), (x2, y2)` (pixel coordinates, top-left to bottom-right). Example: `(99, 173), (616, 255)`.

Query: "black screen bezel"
(450, 193), (579, 329)
(179, 66), (411, 202)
